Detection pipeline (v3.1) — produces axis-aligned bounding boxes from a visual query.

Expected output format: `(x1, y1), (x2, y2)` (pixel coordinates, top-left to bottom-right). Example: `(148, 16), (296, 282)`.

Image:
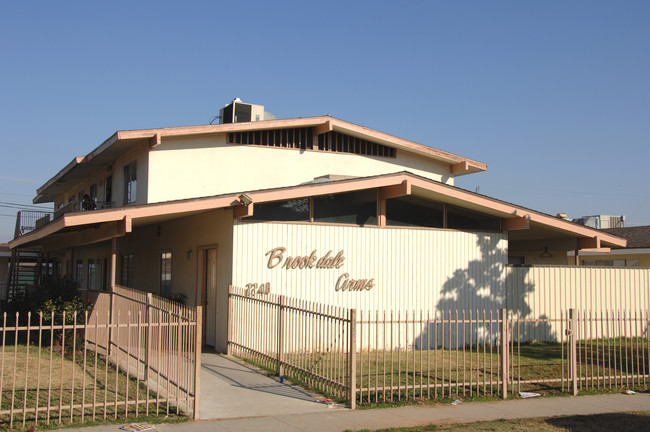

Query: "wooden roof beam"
(314, 120), (333, 136)
(149, 133), (162, 149)
(233, 203), (254, 220)
(450, 160), (470, 174)
(503, 215), (530, 231)
(378, 180), (411, 200)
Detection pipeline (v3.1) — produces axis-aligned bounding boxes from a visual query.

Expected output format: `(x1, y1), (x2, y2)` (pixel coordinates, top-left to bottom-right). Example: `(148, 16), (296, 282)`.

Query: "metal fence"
(227, 287), (650, 408)
(227, 286), (356, 406)
(0, 287), (202, 429)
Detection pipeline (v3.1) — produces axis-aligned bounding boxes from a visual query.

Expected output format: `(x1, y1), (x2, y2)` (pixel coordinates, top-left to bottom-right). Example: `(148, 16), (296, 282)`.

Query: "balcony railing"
(14, 201), (114, 238)
(52, 200), (113, 220)
(14, 210), (53, 238)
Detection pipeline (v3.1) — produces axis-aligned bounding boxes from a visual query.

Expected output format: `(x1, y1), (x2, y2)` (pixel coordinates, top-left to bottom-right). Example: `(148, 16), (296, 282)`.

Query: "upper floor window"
(124, 162), (137, 205)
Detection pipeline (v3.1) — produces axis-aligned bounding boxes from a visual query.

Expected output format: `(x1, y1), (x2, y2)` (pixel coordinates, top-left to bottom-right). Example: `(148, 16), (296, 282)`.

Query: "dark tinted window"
(386, 196), (444, 228)
(314, 190), (377, 225)
(250, 199), (310, 222)
(447, 205), (501, 231)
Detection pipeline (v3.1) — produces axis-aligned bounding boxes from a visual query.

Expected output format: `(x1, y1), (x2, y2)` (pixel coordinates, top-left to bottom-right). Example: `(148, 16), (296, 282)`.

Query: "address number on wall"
(245, 282), (271, 296)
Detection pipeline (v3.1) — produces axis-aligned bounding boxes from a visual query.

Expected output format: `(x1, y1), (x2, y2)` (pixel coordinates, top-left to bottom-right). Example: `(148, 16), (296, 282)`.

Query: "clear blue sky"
(1, 0), (648, 243)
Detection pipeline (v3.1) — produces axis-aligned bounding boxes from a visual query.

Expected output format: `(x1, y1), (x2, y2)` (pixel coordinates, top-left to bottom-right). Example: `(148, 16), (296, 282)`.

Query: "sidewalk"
(70, 392), (650, 432)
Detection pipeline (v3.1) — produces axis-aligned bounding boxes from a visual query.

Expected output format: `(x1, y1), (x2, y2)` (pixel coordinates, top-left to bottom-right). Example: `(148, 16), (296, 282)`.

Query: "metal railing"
(227, 287), (650, 408)
(0, 288), (202, 429)
(14, 210), (53, 238)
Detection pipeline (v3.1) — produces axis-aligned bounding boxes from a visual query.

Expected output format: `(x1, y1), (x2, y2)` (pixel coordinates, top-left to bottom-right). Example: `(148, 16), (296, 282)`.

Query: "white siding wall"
(507, 265), (650, 317)
(506, 265), (650, 341)
(232, 222), (508, 314)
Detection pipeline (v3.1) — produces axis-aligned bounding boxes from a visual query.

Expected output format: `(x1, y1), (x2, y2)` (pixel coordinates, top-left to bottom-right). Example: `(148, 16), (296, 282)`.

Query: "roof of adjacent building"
(602, 226), (650, 248)
(34, 115), (487, 203)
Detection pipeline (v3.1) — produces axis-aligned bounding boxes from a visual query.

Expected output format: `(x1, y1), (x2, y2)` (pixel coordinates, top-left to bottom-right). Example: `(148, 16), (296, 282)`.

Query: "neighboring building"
(573, 214), (625, 230)
(0, 244), (9, 301)
(8, 100), (627, 351)
(569, 225), (650, 267)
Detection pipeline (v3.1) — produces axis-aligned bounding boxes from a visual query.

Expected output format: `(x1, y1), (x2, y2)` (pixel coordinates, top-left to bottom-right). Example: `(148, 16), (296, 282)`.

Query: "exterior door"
(203, 248), (218, 347)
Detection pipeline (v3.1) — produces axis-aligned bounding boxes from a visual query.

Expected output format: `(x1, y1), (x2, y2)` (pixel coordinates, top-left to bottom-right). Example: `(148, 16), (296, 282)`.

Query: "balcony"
(14, 201), (113, 239)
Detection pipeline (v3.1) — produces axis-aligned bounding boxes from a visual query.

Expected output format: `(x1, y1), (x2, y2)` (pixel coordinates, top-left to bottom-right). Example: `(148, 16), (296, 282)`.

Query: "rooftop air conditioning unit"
(219, 98), (274, 124)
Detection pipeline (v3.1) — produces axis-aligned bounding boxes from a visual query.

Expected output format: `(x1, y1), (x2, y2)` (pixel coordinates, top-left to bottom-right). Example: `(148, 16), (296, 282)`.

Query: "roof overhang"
(13, 172), (626, 251)
(33, 116), (487, 203)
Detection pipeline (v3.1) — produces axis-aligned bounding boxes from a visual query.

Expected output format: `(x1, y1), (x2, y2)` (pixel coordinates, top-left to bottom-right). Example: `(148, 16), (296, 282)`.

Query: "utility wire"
(0, 202), (51, 210)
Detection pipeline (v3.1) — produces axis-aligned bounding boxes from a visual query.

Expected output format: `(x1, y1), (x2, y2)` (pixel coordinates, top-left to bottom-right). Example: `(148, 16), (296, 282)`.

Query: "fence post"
(108, 290), (115, 356)
(145, 292), (153, 381)
(278, 295), (285, 377)
(226, 286), (232, 356)
(349, 309), (357, 410)
(194, 305), (203, 420)
(568, 308), (578, 396)
(499, 308), (508, 400)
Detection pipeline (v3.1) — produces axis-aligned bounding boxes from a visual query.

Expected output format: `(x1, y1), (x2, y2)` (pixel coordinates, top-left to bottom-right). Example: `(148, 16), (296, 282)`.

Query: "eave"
(33, 116), (487, 203)
(13, 172), (626, 251)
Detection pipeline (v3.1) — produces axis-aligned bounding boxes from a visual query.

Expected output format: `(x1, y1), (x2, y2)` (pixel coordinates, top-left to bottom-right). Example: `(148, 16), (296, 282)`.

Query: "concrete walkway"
(198, 353), (345, 419)
(70, 392), (650, 432)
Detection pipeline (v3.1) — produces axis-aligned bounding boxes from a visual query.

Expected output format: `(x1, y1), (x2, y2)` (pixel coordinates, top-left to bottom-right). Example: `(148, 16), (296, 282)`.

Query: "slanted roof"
(34, 116), (487, 203)
(12, 172), (626, 251)
(602, 226), (650, 249)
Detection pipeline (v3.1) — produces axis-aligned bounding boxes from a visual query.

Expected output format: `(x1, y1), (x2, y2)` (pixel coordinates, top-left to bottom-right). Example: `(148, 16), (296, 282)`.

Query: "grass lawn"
(347, 411), (650, 431)
(0, 344), (188, 430)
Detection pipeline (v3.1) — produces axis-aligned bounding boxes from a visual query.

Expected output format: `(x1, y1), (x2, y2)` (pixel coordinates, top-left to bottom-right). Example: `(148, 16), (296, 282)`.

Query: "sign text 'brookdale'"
(264, 247), (375, 291)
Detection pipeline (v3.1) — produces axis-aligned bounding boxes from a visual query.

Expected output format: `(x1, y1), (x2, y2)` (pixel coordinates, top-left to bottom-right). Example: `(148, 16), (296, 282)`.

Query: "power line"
(0, 202), (51, 210)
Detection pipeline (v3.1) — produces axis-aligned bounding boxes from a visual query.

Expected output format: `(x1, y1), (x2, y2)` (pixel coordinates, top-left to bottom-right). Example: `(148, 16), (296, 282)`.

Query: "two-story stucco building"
(8, 100), (627, 351)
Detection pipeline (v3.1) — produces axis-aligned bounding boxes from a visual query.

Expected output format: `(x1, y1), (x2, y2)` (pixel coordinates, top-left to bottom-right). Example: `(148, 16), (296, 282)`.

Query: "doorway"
(199, 246), (218, 347)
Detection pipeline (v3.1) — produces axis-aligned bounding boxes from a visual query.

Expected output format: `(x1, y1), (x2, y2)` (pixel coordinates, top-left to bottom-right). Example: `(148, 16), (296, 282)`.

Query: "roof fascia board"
(34, 156), (85, 203)
(19, 171), (626, 250)
(326, 119), (487, 174)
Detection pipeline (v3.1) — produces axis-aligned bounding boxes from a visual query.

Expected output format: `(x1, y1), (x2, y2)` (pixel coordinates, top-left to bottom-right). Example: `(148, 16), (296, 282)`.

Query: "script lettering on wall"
(264, 246), (374, 292)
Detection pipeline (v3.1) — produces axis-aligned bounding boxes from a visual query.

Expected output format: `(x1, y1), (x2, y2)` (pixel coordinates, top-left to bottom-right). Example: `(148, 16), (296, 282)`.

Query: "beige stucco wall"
(114, 208), (234, 351)
(147, 135), (455, 203)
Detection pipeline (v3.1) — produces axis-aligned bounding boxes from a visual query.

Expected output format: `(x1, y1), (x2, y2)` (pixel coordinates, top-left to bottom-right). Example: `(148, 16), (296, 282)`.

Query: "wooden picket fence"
(227, 288), (650, 408)
(0, 287), (202, 429)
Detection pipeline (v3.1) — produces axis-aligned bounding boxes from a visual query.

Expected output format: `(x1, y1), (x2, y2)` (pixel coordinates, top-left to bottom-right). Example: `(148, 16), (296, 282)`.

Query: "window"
(446, 205), (501, 231)
(386, 196), (444, 228)
(105, 175), (113, 206)
(87, 259), (97, 291)
(75, 260), (84, 289)
(249, 198), (310, 222)
(123, 162), (137, 205)
(583, 259), (641, 267)
(160, 251), (172, 298)
(121, 253), (134, 287)
(314, 189), (377, 225)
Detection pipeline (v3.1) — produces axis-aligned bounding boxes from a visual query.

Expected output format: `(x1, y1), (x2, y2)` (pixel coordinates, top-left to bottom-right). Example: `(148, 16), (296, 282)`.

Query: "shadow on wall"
(416, 234), (554, 348)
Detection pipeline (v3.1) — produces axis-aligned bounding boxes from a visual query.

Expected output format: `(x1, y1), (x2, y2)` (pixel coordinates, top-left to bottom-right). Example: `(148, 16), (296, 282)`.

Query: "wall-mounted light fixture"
(238, 193), (253, 206)
(186, 249), (193, 260)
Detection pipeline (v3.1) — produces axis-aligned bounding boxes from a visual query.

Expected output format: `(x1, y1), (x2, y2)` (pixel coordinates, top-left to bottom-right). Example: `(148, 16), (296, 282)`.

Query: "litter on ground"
(519, 392), (541, 398)
(120, 423), (155, 432)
